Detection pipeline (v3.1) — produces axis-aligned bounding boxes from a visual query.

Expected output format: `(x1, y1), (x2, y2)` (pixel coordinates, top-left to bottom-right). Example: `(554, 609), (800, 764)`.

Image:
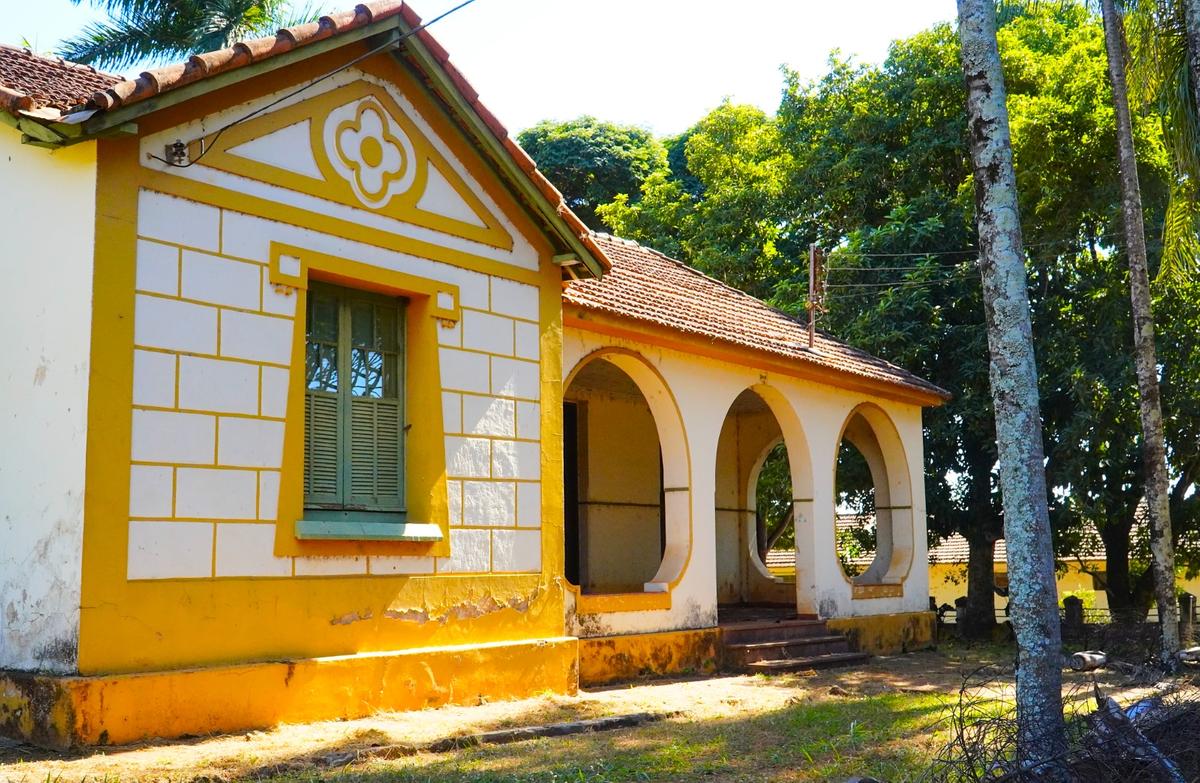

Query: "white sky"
(6, 0), (957, 135)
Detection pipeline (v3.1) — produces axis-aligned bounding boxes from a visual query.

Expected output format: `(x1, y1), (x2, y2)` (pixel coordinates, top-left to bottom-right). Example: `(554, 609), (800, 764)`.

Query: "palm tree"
(956, 0), (1066, 768)
(1125, 0), (1200, 278)
(58, 0), (317, 71)
(1099, 0), (1183, 666)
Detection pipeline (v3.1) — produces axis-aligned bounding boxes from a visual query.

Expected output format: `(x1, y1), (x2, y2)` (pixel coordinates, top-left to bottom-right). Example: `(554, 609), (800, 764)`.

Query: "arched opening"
(754, 441), (793, 564)
(835, 438), (876, 577)
(833, 405), (914, 585)
(714, 387), (813, 613)
(563, 351), (689, 595)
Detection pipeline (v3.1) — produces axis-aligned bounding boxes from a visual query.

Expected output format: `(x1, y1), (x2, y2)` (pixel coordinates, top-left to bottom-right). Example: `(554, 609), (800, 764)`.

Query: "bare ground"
(0, 644), (1160, 783)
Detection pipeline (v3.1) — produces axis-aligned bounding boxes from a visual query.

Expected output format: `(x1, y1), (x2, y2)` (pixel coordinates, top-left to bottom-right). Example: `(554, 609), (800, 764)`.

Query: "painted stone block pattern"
(125, 191), (542, 580)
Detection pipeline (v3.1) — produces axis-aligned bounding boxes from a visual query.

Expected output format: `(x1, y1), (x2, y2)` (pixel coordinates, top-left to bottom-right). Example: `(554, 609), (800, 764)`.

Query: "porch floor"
(716, 603), (814, 626)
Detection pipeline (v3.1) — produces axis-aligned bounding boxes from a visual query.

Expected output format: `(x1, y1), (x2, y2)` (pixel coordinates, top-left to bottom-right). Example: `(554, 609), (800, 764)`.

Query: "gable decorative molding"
(203, 81), (512, 250)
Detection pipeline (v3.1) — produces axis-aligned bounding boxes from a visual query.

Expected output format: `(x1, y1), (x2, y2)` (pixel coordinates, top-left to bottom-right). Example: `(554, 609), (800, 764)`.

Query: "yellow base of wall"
(826, 611), (936, 655)
(578, 628), (722, 686)
(0, 637), (578, 749)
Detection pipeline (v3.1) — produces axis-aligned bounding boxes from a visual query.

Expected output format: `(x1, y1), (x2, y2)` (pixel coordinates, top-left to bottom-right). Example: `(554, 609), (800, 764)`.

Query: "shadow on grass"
(245, 693), (951, 783)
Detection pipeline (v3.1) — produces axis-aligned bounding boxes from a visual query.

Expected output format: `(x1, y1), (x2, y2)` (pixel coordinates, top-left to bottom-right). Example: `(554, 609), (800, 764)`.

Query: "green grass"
(256, 691), (951, 783)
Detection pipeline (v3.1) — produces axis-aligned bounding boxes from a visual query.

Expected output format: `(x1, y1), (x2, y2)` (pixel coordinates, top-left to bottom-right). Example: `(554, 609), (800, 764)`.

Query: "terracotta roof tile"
(0, 2), (611, 274)
(566, 234), (951, 402)
(0, 44), (120, 116)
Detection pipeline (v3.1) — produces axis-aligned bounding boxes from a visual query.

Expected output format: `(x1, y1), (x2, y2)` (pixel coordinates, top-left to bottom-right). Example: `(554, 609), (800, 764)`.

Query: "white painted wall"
(563, 326), (932, 637)
(0, 134), (97, 673)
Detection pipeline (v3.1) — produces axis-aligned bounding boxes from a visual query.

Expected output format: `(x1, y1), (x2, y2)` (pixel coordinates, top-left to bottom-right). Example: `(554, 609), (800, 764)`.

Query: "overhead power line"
(150, 0), (479, 169)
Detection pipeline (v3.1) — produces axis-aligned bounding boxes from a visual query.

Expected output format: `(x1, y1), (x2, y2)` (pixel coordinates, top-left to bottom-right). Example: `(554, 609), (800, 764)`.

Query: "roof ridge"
(591, 232), (930, 370)
(573, 233), (951, 403)
(88, 3), (412, 111)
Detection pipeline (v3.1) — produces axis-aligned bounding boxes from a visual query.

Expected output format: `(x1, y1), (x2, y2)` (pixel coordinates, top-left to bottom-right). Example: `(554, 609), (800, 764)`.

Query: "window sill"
(296, 514), (443, 542)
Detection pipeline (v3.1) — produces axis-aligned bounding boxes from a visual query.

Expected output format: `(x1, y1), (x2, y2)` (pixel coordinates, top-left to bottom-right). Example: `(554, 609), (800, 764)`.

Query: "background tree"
(600, 102), (797, 297)
(59, 0), (318, 70)
(1099, 0), (1181, 662)
(516, 117), (667, 231)
(593, 1), (1200, 637)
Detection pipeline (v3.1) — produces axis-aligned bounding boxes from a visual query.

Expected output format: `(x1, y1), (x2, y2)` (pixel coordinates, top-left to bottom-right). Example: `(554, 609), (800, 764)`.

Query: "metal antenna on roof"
(806, 243), (827, 349)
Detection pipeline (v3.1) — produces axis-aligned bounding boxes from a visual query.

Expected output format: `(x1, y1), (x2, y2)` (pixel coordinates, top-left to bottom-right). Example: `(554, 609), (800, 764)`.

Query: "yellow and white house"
(0, 1), (949, 748)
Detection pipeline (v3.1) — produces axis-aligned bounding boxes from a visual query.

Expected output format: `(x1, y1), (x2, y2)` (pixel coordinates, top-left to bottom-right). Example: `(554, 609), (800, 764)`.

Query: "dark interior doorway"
(563, 401), (580, 585)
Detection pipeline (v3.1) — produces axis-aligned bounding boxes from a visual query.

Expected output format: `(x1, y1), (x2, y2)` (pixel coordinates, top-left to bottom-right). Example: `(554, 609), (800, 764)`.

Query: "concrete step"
(725, 635), (853, 665)
(720, 618), (832, 645)
(745, 651), (872, 673)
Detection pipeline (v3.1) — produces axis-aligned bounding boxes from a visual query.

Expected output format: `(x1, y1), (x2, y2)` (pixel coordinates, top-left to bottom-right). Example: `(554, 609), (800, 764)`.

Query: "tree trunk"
(956, 0), (1066, 767)
(961, 532), (998, 639)
(1184, 0), (1200, 126)
(1100, 0), (1182, 666)
(1100, 520), (1143, 621)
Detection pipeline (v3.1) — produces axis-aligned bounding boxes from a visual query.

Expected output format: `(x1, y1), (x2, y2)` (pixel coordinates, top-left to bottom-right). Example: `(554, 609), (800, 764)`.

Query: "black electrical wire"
(149, 0), (478, 169)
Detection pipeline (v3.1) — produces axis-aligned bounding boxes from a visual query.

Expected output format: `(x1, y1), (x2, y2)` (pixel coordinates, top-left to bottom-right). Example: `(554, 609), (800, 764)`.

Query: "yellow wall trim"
(826, 611), (935, 655)
(576, 591), (672, 615)
(2, 637), (578, 749)
(578, 628), (721, 686)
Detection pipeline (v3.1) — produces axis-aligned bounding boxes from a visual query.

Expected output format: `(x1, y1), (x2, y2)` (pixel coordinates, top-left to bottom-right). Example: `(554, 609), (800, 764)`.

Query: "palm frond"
(56, 1), (323, 71)
(58, 11), (200, 69)
(1122, 0), (1200, 281)
(1159, 180), (1200, 281)
(270, 1), (327, 30)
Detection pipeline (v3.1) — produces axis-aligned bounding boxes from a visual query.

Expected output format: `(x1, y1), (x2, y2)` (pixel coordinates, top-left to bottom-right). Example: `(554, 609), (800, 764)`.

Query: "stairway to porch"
(718, 605), (871, 673)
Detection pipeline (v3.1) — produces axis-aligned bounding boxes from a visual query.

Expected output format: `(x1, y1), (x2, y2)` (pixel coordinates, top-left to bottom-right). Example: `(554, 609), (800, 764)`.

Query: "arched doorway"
(713, 386), (813, 612)
(833, 404), (914, 586)
(562, 351), (690, 595)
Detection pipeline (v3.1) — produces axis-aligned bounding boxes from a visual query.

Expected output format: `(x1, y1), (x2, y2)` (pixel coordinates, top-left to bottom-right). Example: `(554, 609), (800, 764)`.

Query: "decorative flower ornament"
(324, 98), (416, 209)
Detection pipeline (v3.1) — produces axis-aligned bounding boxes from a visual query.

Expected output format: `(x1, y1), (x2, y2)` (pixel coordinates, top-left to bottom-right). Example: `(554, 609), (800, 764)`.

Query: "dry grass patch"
(0, 645), (1016, 783)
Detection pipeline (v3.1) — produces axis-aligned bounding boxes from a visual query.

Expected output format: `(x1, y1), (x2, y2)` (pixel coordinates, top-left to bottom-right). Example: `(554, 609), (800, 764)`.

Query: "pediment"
(202, 81), (512, 250)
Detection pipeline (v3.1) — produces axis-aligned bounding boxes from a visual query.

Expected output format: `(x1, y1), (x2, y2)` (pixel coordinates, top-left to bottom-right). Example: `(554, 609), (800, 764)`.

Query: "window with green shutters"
(301, 282), (407, 532)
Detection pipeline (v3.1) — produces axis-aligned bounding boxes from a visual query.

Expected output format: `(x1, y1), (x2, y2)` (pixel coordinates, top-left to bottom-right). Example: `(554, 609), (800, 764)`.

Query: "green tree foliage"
(599, 103), (797, 297)
(59, 0), (319, 70)
(594, 2), (1200, 625)
(1127, 0), (1200, 279)
(516, 117), (667, 231)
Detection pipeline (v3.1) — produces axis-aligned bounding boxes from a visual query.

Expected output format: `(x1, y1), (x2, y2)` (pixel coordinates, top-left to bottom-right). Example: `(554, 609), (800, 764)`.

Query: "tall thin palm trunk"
(956, 0), (1066, 768)
(1184, 0), (1200, 117)
(1100, 0), (1182, 667)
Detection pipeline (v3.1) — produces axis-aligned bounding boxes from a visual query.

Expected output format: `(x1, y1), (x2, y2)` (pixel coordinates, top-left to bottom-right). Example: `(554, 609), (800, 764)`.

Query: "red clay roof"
(567, 234), (951, 402)
(0, 44), (120, 117)
(0, 2), (607, 271)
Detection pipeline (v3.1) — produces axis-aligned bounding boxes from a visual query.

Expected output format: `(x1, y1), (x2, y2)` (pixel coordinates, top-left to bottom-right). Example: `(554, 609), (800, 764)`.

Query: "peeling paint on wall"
(381, 589), (542, 625)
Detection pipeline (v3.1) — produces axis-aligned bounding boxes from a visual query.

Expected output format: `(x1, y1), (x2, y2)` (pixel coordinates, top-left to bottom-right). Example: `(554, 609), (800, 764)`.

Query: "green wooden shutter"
(304, 282), (405, 516)
(348, 397), (403, 509)
(304, 392), (341, 502)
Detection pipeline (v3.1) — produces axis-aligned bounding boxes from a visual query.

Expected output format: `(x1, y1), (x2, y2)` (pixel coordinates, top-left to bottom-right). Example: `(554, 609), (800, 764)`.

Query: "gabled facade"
(0, 1), (947, 748)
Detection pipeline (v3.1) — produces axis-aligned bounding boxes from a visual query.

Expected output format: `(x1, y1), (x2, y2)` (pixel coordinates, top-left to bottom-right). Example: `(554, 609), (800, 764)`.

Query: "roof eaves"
(564, 301), (951, 407)
(391, 12), (608, 278)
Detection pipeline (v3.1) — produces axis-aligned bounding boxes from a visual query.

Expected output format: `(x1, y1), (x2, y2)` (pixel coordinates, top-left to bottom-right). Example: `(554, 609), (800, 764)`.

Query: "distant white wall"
(0, 133), (97, 672)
